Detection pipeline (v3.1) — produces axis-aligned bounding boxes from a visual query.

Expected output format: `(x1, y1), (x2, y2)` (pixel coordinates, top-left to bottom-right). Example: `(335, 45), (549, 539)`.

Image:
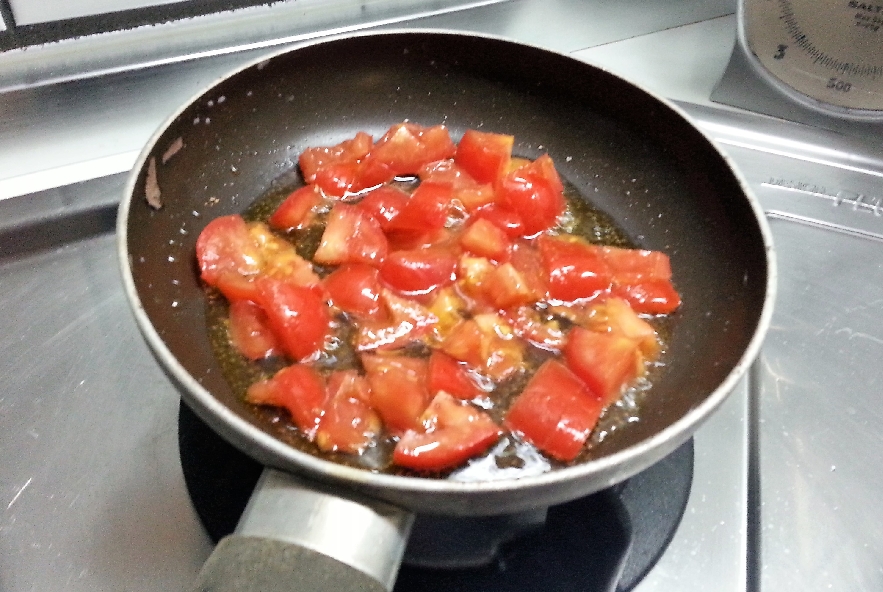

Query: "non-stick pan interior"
(122, 32), (771, 514)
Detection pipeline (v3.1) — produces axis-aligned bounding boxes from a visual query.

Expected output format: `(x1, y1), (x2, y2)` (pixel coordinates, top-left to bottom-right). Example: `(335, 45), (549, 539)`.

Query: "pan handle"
(191, 468), (415, 592)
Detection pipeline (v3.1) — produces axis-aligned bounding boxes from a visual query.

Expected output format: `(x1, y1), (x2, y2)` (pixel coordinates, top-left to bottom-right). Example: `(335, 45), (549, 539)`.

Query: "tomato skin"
(457, 256), (537, 312)
(420, 159), (496, 212)
(254, 277), (331, 362)
(313, 203), (389, 267)
(315, 370), (382, 453)
(600, 246), (672, 282)
(472, 204), (525, 240)
(428, 351), (484, 400)
(228, 299), (280, 360)
(612, 280), (681, 315)
(361, 354), (431, 433)
(269, 185), (323, 230)
(600, 246), (680, 314)
(354, 289), (438, 351)
(459, 218), (511, 262)
(195, 214), (262, 301)
(246, 364), (326, 438)
(385, 181), (453, 235)
(507, 306), (566, 352)
(247, 222), (322, 292)
(356, 185), (411, 231)
(497, 156), (565, 236)
(596, 297), (661, 359)
(509, 240), (549, 300)
(379, 248), (458, 295)
(364, 123), (456, 178)
(441, 314), (525, 381)
(504, 360), (603, 462)
(393, 393), (501, 472)
(323, 264), (385, 320)
(484, 263), (538, 310)
(538, 235), (611, 302)
(299, 131), (373, 184)
(563, 326), (641, 405)
(313, 162), (363, 198)
(529, 153), (565, 195)
(454, 129), (514, 185)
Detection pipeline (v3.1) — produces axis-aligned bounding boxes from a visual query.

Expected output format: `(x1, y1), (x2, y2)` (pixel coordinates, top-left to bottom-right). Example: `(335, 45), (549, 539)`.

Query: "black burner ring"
(179, 401), (693, 592)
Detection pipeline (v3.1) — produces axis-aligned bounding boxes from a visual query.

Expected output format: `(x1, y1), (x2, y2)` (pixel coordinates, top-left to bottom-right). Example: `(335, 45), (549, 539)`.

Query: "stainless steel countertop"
(2, 0), (882, 590)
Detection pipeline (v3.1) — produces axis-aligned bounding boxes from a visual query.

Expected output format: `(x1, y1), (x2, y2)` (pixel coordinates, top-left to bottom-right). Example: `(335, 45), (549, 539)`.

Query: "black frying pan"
(118, 31), (775, 591)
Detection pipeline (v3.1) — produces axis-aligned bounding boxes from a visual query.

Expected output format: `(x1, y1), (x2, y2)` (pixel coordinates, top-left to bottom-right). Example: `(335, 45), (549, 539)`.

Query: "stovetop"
(1, 1), (882, 590)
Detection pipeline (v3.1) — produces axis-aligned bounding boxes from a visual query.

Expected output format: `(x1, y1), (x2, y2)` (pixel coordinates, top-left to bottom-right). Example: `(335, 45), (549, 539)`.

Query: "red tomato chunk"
(196, 122), (682, 474)
(505, 360), (604, 462)
(394, 393), (502, 472)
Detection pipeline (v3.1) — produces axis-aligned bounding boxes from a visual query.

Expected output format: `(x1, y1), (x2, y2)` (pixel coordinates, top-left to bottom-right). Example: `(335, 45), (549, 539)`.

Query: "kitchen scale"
(711, 0), (883, 134)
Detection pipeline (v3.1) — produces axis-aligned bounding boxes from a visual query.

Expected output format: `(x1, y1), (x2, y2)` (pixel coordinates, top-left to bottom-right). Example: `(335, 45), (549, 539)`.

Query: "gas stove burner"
(179, 401), (693, 592)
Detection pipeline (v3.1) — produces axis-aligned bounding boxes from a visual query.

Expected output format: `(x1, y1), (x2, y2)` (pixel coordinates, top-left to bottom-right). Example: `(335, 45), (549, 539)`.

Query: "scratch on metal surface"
(834, 327), (883, 347)
(843, 299), (883, 315)
(7, 477), (32, 510)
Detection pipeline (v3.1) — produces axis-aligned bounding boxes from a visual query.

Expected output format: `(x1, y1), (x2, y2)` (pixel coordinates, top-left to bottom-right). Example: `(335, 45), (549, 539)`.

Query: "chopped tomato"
(315, 370), (382, 454)
(385, 181), (454, 235)
(361, 354), (431, 433)
(426, 287), (468, 341)
(600, 246), (680, 313)
(227, 299), (280, 360)
(473, 204), (526, 239)
(254, 277), (331, 361)
(419, 159), (472, 185)
(497, 155), (565, 236)
(457, 256), (536, 311)
(454, 256), (492, 311)
(563, 326), (642, 405)
(247, 223), (321, 291)
(585, 297), (661, 359)
(313, 161), (363, 198)
(354, 160), (395, 192)
(356, 185), (411, 231)
(454, 129), (514, 185)
(507, 306), (567, 352)
(299, 132), (373, 184)
(612, 280), (681, 315)
(393, 393), (501, 472)
(528, 153), (565, 194)
(428, 350), (484, 400)
(504, 360), (603, 461)
(269, 185), (324, 230)
(509, 240), (549, 300)
(312, 203), (388, 267)
(246, 364), (326, 438)
(420, 159), (496, 212)
(459, 218), (511, 262)
(363, 123), (456, 179)
(355, 289), (438, 351)
(600, 246), (673, 282)
(379, 248), (458, 295)
(203, 124), (682, 474)
(195, 214), (262, 301)
(538, 235), (611, 302)
(441, 314), (525, 381)
(483, 263), (538, 310)
(323, 264), (385, 320)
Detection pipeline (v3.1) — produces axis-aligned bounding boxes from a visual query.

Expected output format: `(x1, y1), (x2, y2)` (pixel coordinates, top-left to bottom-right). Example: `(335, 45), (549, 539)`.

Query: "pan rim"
(117, 28), (777, 501)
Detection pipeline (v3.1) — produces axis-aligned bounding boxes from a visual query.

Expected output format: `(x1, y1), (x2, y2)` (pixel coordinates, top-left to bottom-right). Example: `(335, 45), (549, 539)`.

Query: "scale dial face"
(745, 0), (883, 112)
